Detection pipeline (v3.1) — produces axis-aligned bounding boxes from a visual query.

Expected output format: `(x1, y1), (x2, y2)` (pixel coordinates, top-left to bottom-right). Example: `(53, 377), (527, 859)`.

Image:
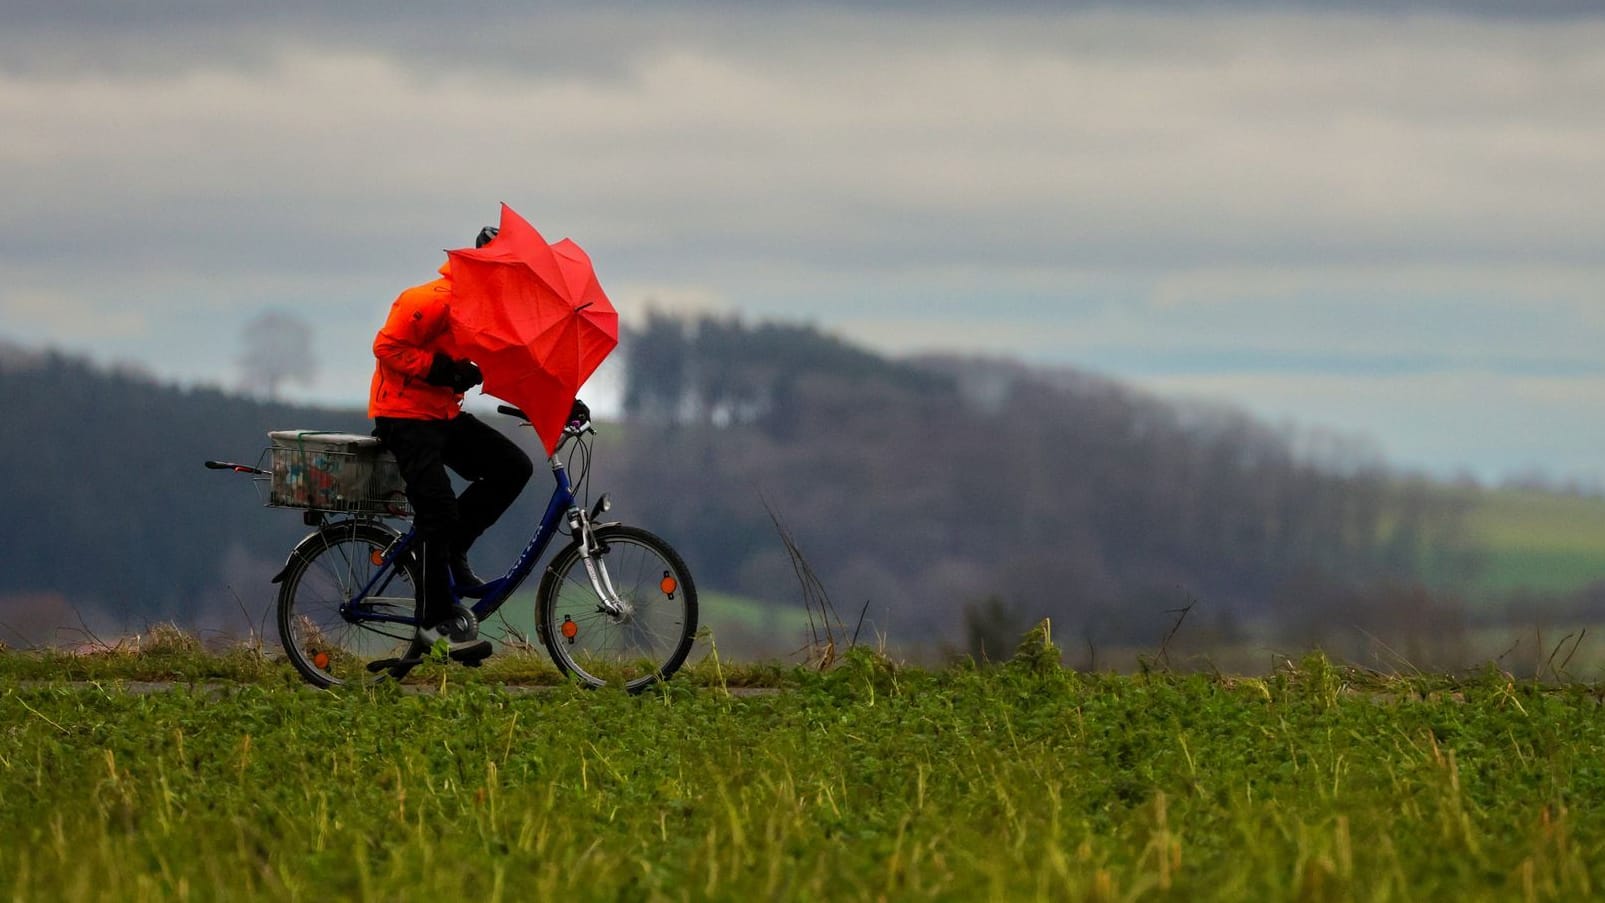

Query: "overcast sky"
(3, 2), (1603, 483)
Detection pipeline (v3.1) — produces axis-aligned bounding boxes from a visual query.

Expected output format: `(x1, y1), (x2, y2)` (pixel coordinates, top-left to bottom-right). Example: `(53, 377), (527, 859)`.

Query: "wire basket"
(262, 430), (410, 516)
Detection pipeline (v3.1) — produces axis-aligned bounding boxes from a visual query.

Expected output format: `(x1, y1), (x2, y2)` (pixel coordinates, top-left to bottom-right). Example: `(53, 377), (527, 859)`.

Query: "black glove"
(423, 352), (483, 393)
(569, 398), (591, 425)
(450, 359), (483, 393)
(424, 351), (456, 387)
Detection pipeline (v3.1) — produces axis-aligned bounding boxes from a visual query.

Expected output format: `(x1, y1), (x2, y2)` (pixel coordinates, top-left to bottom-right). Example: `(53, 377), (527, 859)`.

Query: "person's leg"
(374, 417), (459, 628)
(442, 413), (534, 557)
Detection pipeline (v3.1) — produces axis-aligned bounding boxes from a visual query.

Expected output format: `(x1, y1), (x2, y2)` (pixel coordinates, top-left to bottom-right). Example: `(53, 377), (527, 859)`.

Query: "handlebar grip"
(204, 460), (266, 475)
(497, 404), (530, 420)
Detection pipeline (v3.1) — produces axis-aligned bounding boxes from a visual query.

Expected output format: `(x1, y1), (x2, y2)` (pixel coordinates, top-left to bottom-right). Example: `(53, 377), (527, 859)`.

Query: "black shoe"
(449, 552), (485, 592)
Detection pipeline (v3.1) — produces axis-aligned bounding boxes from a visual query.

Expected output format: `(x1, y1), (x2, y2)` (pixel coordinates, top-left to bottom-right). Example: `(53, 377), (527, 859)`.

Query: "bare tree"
(237, 310), (316, 400)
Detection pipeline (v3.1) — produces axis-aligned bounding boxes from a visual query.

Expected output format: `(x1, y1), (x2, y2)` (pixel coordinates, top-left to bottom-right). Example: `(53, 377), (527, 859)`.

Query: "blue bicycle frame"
(340, 437), (597, 628)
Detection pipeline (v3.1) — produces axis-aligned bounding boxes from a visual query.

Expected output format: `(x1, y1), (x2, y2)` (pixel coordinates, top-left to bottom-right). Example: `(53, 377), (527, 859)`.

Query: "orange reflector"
(561, 618), (578, 640)
(312, 650), (331, 670)
(370, 550), (384, 566)
(660, 575), (678, 595)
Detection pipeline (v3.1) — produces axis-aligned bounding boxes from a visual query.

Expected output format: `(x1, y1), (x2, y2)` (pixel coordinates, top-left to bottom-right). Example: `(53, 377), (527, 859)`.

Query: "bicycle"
(205, 405), (697, 691)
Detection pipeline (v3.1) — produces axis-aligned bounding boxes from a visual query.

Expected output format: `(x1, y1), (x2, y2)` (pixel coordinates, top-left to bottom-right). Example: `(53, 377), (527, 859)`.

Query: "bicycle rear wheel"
(536, 525), (698, 691)
(276, 520), (420, 688)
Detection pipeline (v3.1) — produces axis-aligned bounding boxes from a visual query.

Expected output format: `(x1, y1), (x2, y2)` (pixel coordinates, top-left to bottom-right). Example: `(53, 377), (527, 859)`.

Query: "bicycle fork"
(569, 505), (631, 620)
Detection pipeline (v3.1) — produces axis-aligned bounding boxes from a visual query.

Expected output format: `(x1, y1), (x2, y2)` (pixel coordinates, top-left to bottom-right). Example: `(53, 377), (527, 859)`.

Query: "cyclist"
(368, 225), (533, 659)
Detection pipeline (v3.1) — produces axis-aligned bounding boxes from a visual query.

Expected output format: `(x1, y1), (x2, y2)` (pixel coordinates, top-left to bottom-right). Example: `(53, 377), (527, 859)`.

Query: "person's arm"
(372, 286), (451, 380)
(373, 286), (482, 391)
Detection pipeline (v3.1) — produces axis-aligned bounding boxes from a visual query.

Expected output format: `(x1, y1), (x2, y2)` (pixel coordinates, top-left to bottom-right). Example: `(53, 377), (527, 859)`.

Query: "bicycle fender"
(271, 520), (400, 584)
(270, 532), (327, 584)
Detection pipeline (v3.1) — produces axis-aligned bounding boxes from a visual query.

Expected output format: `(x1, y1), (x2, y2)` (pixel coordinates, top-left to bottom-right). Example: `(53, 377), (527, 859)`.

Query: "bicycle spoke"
(540, 526), (697, 690)
(279, 524), (418, 688)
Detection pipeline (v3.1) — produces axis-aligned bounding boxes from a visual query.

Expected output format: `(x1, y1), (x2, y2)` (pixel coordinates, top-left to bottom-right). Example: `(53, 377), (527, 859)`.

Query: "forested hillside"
(0, 325), (1503, 660)
(0, 351), (370, 642)
(614, 313), (1486, 658)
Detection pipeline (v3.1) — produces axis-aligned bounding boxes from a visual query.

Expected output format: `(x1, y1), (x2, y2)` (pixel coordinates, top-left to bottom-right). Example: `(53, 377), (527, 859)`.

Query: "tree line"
(0, 351), (359, 642)
(612, 312), (1484, 658)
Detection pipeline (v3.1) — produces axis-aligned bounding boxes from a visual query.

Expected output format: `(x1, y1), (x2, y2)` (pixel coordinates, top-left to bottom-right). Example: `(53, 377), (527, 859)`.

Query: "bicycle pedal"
(366, 656), (423, 674)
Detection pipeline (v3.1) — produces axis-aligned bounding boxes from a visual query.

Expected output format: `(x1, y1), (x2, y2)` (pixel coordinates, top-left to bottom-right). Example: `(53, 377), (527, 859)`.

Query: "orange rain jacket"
(368, 261), (467, 420)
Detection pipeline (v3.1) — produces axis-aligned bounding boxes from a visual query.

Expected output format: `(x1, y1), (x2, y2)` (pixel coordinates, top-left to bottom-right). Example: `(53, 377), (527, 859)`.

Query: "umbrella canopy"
(446, 204), (619, 454)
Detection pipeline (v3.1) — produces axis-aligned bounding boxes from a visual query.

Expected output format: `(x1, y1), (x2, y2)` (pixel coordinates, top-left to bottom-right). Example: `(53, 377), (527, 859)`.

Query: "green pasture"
(1455, 487), (1605, 598)
(3, 646), (1605, 901)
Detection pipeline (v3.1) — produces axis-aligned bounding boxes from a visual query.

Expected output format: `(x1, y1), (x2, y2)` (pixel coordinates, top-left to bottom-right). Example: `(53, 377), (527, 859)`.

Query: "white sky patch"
(1149, 263), (1605, 312)
(605, 283), (735, 324)
(1, 290), (148, 340)
(1140, 369), (1605, 484)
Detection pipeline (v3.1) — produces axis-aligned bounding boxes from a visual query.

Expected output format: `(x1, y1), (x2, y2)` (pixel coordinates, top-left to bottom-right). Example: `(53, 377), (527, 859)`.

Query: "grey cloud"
(8, 8), (1604, 275)
(5, 2), (1602, 78)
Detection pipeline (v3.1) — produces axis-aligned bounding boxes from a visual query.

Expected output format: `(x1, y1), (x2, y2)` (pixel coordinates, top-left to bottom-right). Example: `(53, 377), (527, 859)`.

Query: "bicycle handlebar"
(497, 404), (595, 441)
(204, 460), (267, 475)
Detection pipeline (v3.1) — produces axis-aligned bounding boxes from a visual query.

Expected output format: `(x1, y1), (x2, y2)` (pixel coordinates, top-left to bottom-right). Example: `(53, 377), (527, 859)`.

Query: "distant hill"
(609, 313), (1494, 659)
(0, 338), (44, 369)
(0, 349), (375, 643)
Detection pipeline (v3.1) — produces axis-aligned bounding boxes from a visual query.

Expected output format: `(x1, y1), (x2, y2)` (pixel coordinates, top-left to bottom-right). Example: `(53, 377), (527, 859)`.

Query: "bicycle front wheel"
(276, 520), (420, 688)
(536, 525), (698, 691)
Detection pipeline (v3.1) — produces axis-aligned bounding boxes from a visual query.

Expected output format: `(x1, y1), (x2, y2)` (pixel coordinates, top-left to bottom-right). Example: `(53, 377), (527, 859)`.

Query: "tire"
(535, 525), (698, 691)
(276, 520), (420, 688)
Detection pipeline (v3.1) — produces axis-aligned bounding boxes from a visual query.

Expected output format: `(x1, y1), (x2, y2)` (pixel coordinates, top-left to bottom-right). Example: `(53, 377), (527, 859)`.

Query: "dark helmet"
(475, 226), (499, 248)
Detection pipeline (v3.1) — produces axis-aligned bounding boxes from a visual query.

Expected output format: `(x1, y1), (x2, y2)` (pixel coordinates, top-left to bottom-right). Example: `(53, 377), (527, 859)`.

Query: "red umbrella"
(446, 203), (619, 454)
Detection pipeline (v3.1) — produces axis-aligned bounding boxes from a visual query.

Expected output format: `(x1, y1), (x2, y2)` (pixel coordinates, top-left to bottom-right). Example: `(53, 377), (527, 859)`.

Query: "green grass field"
(3, 644), (1604, 900)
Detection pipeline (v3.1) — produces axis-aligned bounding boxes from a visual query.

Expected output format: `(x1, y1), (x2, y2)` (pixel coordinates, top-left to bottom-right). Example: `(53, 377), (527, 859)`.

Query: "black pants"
(373, 414), (533, 626)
